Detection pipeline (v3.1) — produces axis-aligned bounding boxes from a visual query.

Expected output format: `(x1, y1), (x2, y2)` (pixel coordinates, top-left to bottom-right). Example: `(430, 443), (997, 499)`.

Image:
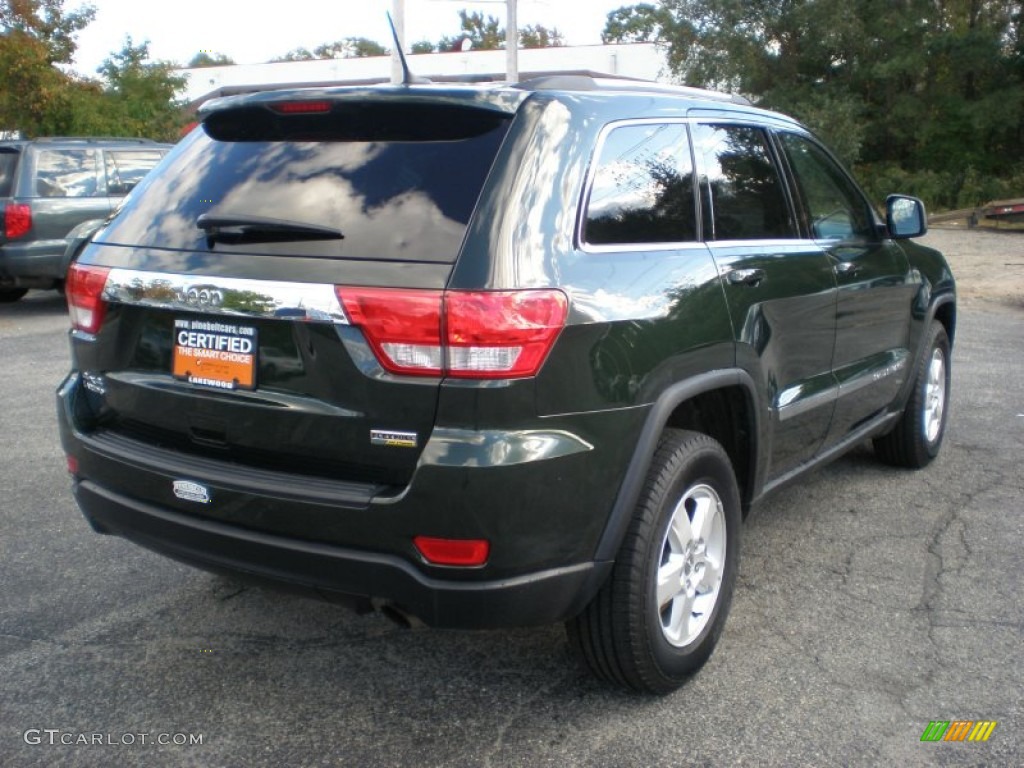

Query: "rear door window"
(692, 125), (797, 241)
(34, 149), (101, 198)
(104, 149), (166, 195)
(582, 122), (697, 246)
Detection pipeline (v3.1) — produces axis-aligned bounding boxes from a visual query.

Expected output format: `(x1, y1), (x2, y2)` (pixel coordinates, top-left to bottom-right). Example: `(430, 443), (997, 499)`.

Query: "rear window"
(98, 103), (512, 262)
(0, 149), (20, 197)
(104, 149), (166, 195)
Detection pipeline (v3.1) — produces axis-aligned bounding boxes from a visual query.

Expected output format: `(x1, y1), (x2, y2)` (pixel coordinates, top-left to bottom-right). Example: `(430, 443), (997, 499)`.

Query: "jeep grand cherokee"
(57, 78), (955, 693)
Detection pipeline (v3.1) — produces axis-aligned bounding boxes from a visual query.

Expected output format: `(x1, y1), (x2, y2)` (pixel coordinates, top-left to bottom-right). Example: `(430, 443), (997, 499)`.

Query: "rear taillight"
(66, 264), (111, 334)
(338, 288), (444, 376)
(4, 203), (31, 239)
(445, 291), (568, 378)
(336, 288), (567, 379)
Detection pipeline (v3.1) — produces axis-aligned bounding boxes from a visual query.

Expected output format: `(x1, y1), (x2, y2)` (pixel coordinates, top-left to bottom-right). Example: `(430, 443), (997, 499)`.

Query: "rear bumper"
(0, 241), (65, 283)
(57, 372), (635, 629)
(73, 479), (609, 628)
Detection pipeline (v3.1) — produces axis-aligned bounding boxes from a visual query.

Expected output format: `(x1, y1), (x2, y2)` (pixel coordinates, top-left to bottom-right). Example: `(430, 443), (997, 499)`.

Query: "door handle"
(727, 268), (766, 287)
(834, 261), (861, 277)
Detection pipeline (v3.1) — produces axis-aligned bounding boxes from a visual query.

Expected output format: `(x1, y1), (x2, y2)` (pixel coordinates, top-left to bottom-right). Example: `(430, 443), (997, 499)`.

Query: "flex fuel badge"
(370, 430), (418, 449)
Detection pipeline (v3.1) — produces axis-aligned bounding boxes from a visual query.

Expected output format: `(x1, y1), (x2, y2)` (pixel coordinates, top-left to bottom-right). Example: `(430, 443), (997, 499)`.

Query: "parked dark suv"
(57, 78), (955, 693)
(0, 136), (170, 301)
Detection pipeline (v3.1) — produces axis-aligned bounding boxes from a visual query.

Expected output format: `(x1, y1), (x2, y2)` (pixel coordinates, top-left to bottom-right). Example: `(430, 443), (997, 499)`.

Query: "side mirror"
(886, 195), (927, 239)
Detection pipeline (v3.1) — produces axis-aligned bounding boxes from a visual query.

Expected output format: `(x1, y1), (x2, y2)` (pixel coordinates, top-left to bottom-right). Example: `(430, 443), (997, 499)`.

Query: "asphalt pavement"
(0, 287), (1020, 767)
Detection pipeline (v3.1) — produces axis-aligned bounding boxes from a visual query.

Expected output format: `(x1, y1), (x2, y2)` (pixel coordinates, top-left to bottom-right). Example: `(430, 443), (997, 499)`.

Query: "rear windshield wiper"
(197, 213), (344, 244)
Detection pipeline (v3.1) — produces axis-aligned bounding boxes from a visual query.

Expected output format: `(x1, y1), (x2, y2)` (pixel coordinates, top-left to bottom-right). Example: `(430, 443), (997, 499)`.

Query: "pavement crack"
(480, 680), (560, 768)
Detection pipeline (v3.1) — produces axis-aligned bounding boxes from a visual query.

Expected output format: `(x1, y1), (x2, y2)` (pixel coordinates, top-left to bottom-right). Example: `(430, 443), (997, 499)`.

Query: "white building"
(178, 43), (669, 107)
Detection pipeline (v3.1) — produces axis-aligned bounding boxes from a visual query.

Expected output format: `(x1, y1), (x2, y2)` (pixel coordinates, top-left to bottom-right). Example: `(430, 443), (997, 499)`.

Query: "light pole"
(506, 0), (518, 83)
(391, 0), (406, 85)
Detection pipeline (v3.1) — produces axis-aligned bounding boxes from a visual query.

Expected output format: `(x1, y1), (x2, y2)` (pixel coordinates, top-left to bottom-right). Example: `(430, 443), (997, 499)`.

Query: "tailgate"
(85, 263), (445, 486)
(68, 93), (515, 487)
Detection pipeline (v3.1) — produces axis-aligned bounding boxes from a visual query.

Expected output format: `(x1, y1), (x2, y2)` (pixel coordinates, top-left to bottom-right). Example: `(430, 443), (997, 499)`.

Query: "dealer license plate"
(172, 317), (258, 390)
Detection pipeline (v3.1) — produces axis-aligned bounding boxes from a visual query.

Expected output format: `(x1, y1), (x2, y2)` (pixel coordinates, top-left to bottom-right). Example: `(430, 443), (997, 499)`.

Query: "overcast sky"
(69, 0), (630, 75)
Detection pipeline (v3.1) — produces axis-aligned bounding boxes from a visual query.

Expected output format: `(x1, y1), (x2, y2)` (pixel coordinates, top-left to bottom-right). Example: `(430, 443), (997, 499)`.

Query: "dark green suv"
(56, 78), (955, 693)
(0, 136), (170, 301)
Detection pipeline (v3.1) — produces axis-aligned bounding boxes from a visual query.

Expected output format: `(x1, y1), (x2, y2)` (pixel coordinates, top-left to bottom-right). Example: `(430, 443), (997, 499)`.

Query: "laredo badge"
(173, 480), (212, 504)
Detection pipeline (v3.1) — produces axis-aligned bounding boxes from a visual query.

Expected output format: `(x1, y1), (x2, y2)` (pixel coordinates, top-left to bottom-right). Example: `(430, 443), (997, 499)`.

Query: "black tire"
(567, 429), (741, 694)
(873, 323), (951, 468)
(0, 287), (28, 303)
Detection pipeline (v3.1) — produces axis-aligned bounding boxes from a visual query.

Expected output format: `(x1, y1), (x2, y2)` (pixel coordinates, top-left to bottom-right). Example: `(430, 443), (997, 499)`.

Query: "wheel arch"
(893, 293), (956, 413)
(932, 296), (956, 349)
(593, 370), (763, 562)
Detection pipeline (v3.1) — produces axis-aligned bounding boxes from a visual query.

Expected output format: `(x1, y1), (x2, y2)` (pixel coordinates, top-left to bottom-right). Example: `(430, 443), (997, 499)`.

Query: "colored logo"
(920, 721), (997, 742)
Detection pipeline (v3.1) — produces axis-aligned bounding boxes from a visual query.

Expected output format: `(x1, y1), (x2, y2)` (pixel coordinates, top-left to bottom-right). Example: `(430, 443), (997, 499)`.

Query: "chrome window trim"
(581, 241), (711, 255)
(101, 269), (349, 325)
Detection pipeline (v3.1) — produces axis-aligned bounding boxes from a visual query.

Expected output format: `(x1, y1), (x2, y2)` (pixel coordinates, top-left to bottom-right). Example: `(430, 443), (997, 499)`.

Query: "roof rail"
(514, 74), (751, 106)
(32, 136), (158, 144)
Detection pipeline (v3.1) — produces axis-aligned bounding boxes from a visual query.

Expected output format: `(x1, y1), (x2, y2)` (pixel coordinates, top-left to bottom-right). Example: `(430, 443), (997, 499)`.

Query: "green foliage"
(519, 24), (564, 49)
(96, 37), (186, 141)
(0, 30), (69, 133)
(436, 9), (566, 52)
(0, 0), (95, 64)
(312, 37), (388, 59)
(411, 40), (435, 54)
(605, 0), (1024, 211)
(602, 3), (674, 43)
(270, 47), (315, 62)
(188, 51), (235, 68)
(1, 3), (185, 140)
(271, 38), (388, 61)
(439, 10), (504, 52)
(857, 163), (1024, 212)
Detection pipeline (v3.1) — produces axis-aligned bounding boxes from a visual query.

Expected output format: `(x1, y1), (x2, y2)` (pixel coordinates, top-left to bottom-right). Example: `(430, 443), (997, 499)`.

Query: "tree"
(1, 2), (185, 139)
(411, 40), (435, 54)
(342, 37), (387, 58)
(605, 0), (1024, 207)
(272, 37), (388, 61)
(97, 38), (186, 141)
(0, 0), (95, 64)
(436, 10), (566, 52)
(270, 47), (315, 62)
(601, 3), (674, 44)
(519, 24), (564, 49)
(311, 37), (387, 58)
(187, 50), (235, 68)
(438, 10), (504, 51)
(0, 28), (71, 134)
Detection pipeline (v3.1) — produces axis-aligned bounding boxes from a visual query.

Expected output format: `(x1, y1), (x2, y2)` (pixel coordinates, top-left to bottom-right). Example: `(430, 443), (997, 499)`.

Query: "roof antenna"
(387, 11), (431, 85)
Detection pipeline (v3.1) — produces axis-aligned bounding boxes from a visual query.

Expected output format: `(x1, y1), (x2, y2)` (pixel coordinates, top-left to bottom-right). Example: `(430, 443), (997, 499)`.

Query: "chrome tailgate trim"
(102, 268), (349, 324)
